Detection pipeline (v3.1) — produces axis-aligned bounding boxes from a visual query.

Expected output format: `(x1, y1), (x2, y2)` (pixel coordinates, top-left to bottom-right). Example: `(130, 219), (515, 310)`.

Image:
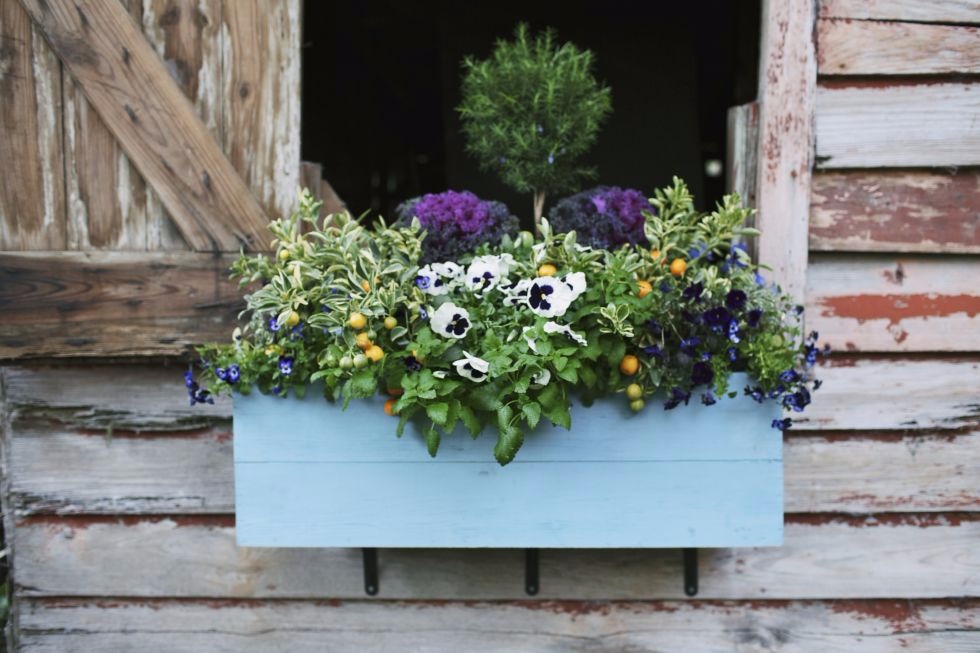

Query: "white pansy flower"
(543, 321), (588, 346)
(453, 351), (490, 383)
(531, 368), (551, 387)
(416, 264), (450, 296)
(432, 261), (464, 279)
(527, 276), (575, 318)
(499, 279), (532, 307)
(465, 255), (507, 294)
(561, 271), (587, 300)
(430, 302), (471, 339)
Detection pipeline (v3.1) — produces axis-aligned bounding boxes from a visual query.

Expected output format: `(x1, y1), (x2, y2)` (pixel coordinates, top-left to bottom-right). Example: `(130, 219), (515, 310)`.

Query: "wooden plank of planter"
(820, 0), (980, 24)
(18, 0), (269, 251)
(0, 252), (242, 359)
(805, 255), (980, 352)
(798, 358), (980, 431)
(18, 598), (980, 652)
(817, 19), (980, 76)
(5, 358), (978, 433)
(8, 422), (979, 516)
(13, 515), (980, 599)
(816, 83), (980, 169)
(809, 170), (980, 254)
(0, 0), (66, 250)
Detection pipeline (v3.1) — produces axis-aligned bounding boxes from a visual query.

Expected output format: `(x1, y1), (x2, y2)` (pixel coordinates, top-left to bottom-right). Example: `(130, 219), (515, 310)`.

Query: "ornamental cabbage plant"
(190, 180), (826, 465)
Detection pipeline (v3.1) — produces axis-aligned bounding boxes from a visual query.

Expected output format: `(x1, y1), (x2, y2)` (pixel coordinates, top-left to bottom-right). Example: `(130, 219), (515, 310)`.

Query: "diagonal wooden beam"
(18, 0), (271, 251)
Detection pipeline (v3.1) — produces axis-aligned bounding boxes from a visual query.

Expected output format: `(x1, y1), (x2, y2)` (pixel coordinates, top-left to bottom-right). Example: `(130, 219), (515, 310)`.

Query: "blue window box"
(233, 373), (782, 548)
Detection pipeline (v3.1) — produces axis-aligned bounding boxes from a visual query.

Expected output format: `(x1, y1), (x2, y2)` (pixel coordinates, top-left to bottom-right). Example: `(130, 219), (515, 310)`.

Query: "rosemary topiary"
(457, 24), (612, 228)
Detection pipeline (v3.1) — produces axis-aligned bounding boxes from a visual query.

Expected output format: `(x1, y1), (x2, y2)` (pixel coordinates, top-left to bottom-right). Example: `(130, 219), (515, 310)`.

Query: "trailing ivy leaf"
(468, 384), (504, 411)
(521, 401), (542, 429)
(425, 424), (441, 457)
(458, 404), (483, 438)
(493, 425), (524, 466)
(426, 401), (450, 426)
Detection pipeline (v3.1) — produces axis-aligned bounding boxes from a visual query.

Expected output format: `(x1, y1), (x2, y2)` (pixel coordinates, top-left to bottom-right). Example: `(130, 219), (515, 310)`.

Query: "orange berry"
(384, 316), (397, 330)
(537, 263), (558, 277)
(384, 398), (398, 416)
(637, 280), (653, 298)
(669, 258), (687, 277)
(619, 354), (639, 376)
(365, 345), (385, 362)
(348, 312), (367, 330)
(355, 332), (373, 350)
(650, 249), (660, 260)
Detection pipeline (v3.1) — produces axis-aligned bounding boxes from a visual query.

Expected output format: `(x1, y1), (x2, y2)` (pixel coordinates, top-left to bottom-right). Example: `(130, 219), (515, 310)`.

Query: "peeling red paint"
(818, 293), (980, 329)
(830, 600), (928, 633)
(72, 426), (231, 441)
(786, 512), (977, 528)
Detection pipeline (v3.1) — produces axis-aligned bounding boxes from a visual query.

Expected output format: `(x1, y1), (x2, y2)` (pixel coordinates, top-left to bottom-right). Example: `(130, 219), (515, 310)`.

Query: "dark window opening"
(302, 0), (759, 225)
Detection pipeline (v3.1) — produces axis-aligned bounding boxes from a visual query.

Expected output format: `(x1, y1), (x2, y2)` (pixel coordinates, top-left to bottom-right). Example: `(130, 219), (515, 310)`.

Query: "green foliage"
(457, 24), (612, 201)
(195, 181), (822, 467)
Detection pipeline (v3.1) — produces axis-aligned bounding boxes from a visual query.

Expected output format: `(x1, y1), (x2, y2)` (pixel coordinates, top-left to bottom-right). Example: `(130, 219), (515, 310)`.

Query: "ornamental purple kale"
(547, 186), (650, 249)
(395, 190), (518, 263)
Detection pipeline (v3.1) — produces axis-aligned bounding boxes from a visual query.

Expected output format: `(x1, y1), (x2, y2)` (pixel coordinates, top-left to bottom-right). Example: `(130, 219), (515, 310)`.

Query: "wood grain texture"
(18, 0), (269, 251)
(13, 515), (980, 599)
(18, 598), (980, 652)
(798, 359), (980, 431)
(0, 0), (65, 250)
(726, 102), (759, 211)
(815, 83), (980, 169)
(221, 0), (301, 221)
(5, 359), (976, 433)
(0, 252), (242, 359)
(818, 19), (980, 75)
(806, 255), (980, 352)
(754, 0), (816, 303)
(820, 0), (980, 24)
(9, 423), (979, 517)
(810, 170), (980, 254)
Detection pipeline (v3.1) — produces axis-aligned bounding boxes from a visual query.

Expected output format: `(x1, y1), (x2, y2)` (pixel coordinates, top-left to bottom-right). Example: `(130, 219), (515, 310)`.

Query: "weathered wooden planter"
(234, 373), (783, 550)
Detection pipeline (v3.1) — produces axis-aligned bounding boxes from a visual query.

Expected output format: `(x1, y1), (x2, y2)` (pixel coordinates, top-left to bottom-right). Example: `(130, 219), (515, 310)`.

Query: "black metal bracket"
(525, 548), (539, 595)
(683, 548), (698, 597)
(362, 548), (379, 596)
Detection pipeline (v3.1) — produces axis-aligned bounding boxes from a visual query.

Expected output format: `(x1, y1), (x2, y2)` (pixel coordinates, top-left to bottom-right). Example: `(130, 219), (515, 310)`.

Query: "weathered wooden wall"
(1, 0), (980, 651)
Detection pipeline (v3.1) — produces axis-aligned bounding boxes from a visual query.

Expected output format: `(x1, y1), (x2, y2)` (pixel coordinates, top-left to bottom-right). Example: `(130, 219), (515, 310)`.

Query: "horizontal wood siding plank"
(818, 19), (980, 75)
(820, 0), (980, 24)
(13, 516), (980, 599)
(0, 252), (241, 359)
(815, 84), (980, 168)
(5, 358), (978, 434)
(805, 255), (980, 352)
(18, 598), (980, 652)
(9, 424), (979, 516)
(809, 170), (980, 254)
(798, 359), (980, 431)
(18, 0), (270, 251)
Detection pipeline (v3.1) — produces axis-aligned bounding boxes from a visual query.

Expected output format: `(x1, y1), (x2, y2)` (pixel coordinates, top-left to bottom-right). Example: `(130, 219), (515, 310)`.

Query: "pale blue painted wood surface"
(234, 373), (783, 548)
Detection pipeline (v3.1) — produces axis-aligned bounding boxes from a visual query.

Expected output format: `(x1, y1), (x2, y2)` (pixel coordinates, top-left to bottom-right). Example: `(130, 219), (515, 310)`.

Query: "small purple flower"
(728, 319), (741, 343)
(754, 272), (766, 286)
(659, 281), (672, 293)
(547, 153), (555, 165)
(267, 317), (281, 333)
(189, 388), (213, 406)
(290, 323), (304, 340)
(725, 289), (747, 311)
(272, 385), (282, 395)
(779, 369), (800, 384)
(746, 309), (763, 328)
(664, 388), (692, 410)
(679, 337), (700, 355)
(184, 370), (197, 389)
(418, 307), (429, 321)
(643, 344), (663, 359)
(226, 364), (240, 384)
(215, 367), (228, 381)
(702, 307), (731, 333)
(701, 392), (717, 406)
(688, 243), (706, 259)
(415, 275), (431, 290)
(727, 347), (738, 362)
(646, 319), (663, 335)
(814, 379), (823, 391)
(278, 356), (294, 376)
(404, 356), (423, 372)
(772, 418), (792, 430)
(682, 282), (704, 303)
(691, 361), (714, 385)
(745, 386), (766, 403)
